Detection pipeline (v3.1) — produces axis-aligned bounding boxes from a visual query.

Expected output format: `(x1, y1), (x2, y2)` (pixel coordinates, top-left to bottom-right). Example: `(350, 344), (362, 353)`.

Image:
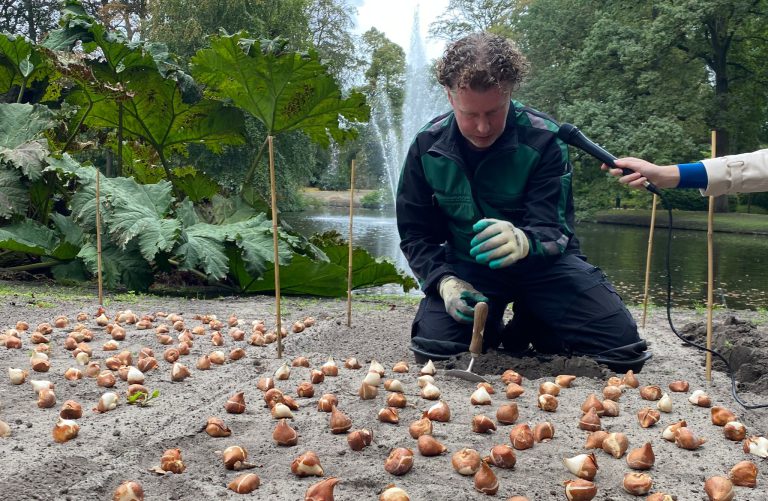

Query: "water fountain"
(375, 7), (446, 205)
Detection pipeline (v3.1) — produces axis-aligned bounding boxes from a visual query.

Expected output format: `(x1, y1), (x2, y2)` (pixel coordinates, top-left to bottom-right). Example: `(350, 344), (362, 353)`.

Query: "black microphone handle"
(557, 123), (661, 195)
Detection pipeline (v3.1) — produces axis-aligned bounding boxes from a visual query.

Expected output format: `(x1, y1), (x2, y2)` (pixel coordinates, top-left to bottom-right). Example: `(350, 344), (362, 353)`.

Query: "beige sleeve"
(700, 149), (768, 196)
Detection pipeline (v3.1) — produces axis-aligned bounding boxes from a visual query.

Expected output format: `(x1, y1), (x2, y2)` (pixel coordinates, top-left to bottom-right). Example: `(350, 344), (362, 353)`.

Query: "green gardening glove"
(438, 276), (489, 324)
(470, 218), (530, 269)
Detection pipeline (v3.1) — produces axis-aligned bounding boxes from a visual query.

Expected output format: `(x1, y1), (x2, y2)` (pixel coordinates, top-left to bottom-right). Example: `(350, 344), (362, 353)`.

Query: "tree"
(0, 0), (59, 42)
(428, 0), (526, 41)
(362, 28), (406, 114)
(81, 0), (149, 40)
(308, 0), (359, 85)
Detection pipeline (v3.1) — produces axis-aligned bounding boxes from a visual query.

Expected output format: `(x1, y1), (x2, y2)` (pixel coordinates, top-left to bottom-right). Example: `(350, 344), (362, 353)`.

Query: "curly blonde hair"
(436, 32), (529, 92)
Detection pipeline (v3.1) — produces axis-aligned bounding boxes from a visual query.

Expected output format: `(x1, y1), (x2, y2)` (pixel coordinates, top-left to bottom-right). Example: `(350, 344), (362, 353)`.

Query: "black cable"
(660, 202), (768, 409)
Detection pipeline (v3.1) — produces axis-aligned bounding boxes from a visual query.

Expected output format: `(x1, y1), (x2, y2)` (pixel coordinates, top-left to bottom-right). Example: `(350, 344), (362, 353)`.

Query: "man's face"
(446, 85), (511, 150)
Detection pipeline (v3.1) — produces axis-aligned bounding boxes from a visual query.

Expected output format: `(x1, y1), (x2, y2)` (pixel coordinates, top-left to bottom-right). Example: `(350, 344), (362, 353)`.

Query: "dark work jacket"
(396, 100), (580, 294)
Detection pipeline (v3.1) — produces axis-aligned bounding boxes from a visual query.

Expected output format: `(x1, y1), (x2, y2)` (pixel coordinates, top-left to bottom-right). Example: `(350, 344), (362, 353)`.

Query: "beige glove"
(470, 218), (529, 268)
(438, 276), (489, 324)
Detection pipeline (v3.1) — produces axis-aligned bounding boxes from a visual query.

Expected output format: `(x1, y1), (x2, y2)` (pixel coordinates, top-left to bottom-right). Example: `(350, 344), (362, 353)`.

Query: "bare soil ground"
(0, 282), (767, 500)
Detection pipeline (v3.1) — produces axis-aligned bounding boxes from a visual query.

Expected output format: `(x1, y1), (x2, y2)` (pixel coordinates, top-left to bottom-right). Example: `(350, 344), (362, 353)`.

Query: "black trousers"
(410, 253), (650, 371)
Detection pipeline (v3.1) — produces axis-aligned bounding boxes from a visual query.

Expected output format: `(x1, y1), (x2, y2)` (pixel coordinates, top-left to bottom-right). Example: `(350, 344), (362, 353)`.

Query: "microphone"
(557, 123), (660, 195)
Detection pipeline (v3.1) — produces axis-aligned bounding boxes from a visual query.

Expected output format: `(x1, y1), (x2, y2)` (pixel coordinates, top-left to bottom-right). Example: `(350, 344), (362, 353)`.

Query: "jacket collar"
(429, 101), (520, 158)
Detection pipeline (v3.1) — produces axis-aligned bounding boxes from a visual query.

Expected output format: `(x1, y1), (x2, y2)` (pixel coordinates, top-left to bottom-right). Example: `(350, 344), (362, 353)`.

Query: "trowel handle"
(469, 302), (488, 357)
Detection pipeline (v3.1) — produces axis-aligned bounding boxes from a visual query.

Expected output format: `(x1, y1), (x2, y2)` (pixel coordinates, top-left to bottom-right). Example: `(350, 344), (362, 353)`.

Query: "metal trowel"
(445, 302), (489, 383)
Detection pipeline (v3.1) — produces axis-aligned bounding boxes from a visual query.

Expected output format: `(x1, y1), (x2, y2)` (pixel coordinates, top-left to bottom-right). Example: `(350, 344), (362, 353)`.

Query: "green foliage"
(429, 0), (522, 40)
(127, 389), (160, 406)
(192, 33), (369, 147)
(0, 33), (52, 102)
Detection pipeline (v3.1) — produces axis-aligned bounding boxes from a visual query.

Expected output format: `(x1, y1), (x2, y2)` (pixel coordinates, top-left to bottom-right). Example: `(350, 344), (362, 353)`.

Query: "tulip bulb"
(556, 374), (576, 388)
(501, 369), (523, 385)
(386, 392), (407, 408)
(581, 394), (604, 416)
(602, 432), (629, 458)
(417, 434), (447, 456)
(662, 420), (687, 442)
(668, 379), (689, 392)
(305, 477), (339, 500)
(209, 350), (226, 365)
(362, 371), (381, 387)
(97, 371), (116, 388)
(657, 393), (673, 413)
(273, 418), (298, 446)
(384, 379), (404, 392)
(37, 388), (56, 408)
(626, 442), (655, 470)
(584, 430), (608, 449)
(623, 472), (653, 495)
(601, 399), (619, 417)
(408, 413), (432, 439)
(330, 406), (352, 434)
(471, 414), (496, 434)
(347, 429), (373, 451)
(392, 361), (409, 373)
(113, 480), (144, 501)
(359, 382), (378, 400)
(505, 382), (525, 399)
(637, 407), (661, 428)
(160, 448), (186, 474)
(310, 369), (325, 384)
(271, 402), (294, 419)
(317, 394), (338, 412)
(96, 392), (119, 413)
(60, 400), (83, 420)
(227, 473), (260, 494)
(639, 385), (662, 401)
(225, 392), (246, 414)
(563, 453), (598, 481)
(602, 385), (622, 401)
(380, 485), (409, 501)
(474, 461), (499, 495)
(564, 479), (597, 501)
(344, 357), (360, 369)
(384, 448), (413, 475)
(674, 427), (706, 450)
(420, 382), (440, 400)
(533, 421), (555, 442)
(368, 359), (385, 375)
(9, 367), (27, 384)
(297, 382), (315, 398)
(291, 451), (323, 477)
(321, 357), (338, 376)
(509, 423), (534, 450)
(470, 386), (492, 405)
(419, 359), (436, 375)
(723, 421), (746, 441)
(126, 367), (144, 384)
(417, 375), (434, 388)
(742, 435), (768, 458)
(378, 407), (400, 424)
(452, 448), (481, 475)
(257, 377), (274, 392)
(578, 407), (601, 431)
(704, 476), (734, 501)
(727, 460), (757, 488)
(645, 494), (675, 501)
(222, 445), (248, 470)
(688, 389), (711, 407)
(538, 394), (558, 412)
(622, 369), (639, 388)
(205, 417), (231, 437)
(539, 381), (560, 396)
(275, 363), (291, 380)
(711, 406), (737, 426)
(487, 444), (516, 468)
(427, 401), (451, 422)
(53, 418), (79, 443)
(30, 379), (54, 393)
(496, 403), (519, 425)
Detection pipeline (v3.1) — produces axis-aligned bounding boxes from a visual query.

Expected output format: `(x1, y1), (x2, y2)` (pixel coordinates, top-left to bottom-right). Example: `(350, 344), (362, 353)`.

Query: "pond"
(283, 207), (768, 310)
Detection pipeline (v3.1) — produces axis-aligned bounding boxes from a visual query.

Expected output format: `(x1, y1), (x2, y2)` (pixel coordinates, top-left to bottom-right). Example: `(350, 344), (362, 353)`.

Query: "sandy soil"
(300, 189), (377, 208)
(0, 283), (767, 500)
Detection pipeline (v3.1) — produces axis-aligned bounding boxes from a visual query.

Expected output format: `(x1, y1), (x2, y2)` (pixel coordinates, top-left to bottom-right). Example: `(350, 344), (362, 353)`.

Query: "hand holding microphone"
(602, 158), (682, 190)
(557, 123), (662, 195)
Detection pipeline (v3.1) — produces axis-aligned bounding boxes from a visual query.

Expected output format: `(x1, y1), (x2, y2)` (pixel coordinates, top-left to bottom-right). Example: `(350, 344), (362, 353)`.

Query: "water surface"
(283, 208), (768, 309)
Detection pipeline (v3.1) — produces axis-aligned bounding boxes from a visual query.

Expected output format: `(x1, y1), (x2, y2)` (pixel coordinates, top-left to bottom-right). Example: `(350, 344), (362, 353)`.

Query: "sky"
(352, 0), (450, 60)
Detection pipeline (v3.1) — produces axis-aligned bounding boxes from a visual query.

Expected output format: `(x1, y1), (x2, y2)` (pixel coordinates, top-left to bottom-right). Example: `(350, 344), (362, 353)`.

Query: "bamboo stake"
(95, 168), (104, 306)
(641, 194), (658, 329)
(347, 160), (356, 328)
(705, 131), (716, 382)
(268, 136), (283, 359)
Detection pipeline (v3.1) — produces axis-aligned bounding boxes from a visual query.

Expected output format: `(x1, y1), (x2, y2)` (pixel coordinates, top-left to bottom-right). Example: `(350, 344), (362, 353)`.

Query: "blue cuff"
(677, 162), (708, 189)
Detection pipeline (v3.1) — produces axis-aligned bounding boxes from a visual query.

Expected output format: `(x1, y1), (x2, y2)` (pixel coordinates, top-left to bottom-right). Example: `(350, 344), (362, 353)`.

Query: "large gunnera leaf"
(191, 33), (369, 146)
(0, 33), (51, 95)
(78, 240), (154, 291)
(0, 103), (54, 181)
(0, 168), (27, 219)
